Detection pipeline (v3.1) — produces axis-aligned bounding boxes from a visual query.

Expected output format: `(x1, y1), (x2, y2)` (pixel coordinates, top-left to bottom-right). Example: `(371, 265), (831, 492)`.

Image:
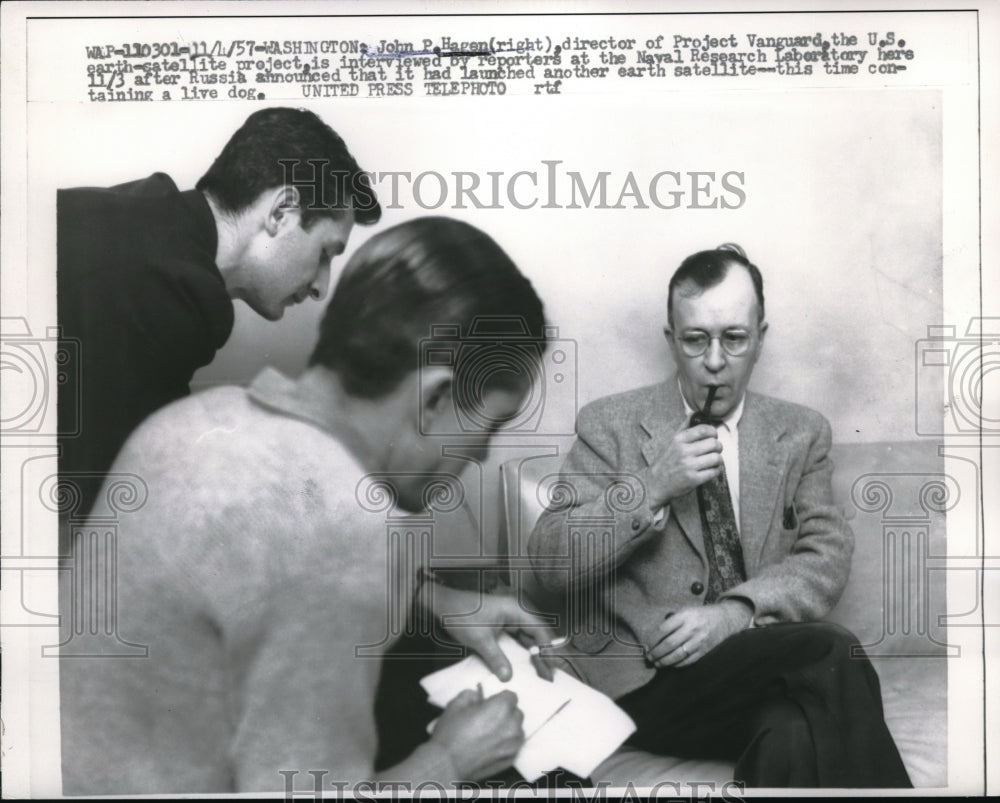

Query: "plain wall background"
(169, 91), (943, 444)
(31, 91), (944, 549)
(30, 90), (943, 443)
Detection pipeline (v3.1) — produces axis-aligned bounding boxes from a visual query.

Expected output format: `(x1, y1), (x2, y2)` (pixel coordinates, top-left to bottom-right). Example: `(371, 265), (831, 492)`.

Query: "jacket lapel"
(737, 392), (789, 573)
(638, 381), (789, 572)
(639, 377), (707, 563)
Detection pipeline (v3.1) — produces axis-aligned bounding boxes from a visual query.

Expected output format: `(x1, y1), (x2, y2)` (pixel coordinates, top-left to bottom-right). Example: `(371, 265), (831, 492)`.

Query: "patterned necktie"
(690, 408), (746, 603)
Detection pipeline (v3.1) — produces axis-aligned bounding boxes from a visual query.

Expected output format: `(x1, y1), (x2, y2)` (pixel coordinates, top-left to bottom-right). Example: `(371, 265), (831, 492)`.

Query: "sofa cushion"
(874, 656), (948, 788)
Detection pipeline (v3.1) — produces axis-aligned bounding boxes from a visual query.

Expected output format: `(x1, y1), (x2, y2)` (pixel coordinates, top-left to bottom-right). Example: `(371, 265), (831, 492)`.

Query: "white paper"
(420, 634), (572, 738)
(420, 634), (635, 780)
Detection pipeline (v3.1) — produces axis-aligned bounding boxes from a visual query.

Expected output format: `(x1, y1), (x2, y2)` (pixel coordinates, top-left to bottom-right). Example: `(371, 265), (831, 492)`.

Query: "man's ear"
(418, 366), (454, 428)
(754, 320), (769, 358)
(264, 185), (302, 236)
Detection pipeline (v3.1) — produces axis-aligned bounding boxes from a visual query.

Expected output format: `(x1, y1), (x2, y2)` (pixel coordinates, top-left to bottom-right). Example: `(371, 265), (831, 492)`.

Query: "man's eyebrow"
(682, 326), (750, 333)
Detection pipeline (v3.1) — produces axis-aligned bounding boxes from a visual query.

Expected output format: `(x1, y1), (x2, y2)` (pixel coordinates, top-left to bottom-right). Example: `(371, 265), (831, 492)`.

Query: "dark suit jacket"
(528, 377), (854, 699)
(57, 173), (233, 517)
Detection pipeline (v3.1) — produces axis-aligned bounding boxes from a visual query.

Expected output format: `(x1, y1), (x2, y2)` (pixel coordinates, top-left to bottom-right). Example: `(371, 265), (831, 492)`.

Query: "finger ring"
(681, 645), (688, 657)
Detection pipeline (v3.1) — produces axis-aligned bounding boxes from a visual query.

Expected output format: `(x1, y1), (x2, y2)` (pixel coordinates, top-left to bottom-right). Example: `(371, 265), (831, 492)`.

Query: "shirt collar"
(246, 367), (335, 435)
(678, 378), (745, 433)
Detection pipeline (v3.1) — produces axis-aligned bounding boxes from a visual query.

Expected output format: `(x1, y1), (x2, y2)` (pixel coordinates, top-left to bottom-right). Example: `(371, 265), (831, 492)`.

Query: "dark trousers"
(615, 622), (912, 788)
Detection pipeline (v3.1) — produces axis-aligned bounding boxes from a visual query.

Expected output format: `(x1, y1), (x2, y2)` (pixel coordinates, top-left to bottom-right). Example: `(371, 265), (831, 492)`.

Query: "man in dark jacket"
(57, 107), (380, 517)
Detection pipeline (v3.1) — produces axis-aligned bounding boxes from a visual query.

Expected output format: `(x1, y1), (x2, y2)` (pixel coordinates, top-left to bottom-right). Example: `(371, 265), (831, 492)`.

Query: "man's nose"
(309, 261), (331, 301)
(703, 337), (726, 371)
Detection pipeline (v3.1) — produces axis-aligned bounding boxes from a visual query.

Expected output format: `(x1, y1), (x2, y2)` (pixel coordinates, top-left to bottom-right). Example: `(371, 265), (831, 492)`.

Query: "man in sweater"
(60, 217), (555, 794)
(57, 107), (380, 518)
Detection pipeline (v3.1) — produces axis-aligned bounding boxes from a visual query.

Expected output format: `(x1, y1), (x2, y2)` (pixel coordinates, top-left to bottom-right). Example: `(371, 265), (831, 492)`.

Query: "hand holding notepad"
(420, 633), (636, 781)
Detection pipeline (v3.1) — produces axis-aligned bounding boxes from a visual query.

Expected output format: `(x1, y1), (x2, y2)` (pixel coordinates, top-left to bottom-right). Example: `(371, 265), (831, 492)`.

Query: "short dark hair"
(667, 243), (765, 327)
(196, 107), (381, 228)
(310, 217), (547, 400)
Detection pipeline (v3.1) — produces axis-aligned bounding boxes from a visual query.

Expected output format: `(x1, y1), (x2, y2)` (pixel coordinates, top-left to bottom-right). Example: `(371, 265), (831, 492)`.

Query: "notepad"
(419, 634), (636, 781)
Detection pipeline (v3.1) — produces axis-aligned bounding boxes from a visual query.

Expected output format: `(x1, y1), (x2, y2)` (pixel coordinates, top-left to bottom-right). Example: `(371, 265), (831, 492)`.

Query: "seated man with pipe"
(528, 244), (910, 788)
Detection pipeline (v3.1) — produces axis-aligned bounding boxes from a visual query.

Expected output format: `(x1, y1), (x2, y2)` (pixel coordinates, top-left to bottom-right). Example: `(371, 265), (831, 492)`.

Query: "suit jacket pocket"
(783, 502), (798, 531)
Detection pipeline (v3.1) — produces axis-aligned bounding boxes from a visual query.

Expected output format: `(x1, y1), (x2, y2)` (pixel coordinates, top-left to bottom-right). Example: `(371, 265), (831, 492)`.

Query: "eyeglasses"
(675, 329), (753, 358)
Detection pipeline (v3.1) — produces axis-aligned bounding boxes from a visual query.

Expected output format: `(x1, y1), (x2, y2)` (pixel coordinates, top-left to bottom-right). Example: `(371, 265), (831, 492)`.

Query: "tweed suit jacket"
(527, 377), (854, 700)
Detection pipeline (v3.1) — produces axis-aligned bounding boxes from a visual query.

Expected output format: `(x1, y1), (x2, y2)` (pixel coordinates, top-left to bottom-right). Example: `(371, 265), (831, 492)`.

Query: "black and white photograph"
(0, 1), (997, 797)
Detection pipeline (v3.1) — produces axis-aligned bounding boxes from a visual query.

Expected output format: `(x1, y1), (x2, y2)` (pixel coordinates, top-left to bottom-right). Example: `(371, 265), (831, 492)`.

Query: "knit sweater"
(60, 369), (455, 794)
